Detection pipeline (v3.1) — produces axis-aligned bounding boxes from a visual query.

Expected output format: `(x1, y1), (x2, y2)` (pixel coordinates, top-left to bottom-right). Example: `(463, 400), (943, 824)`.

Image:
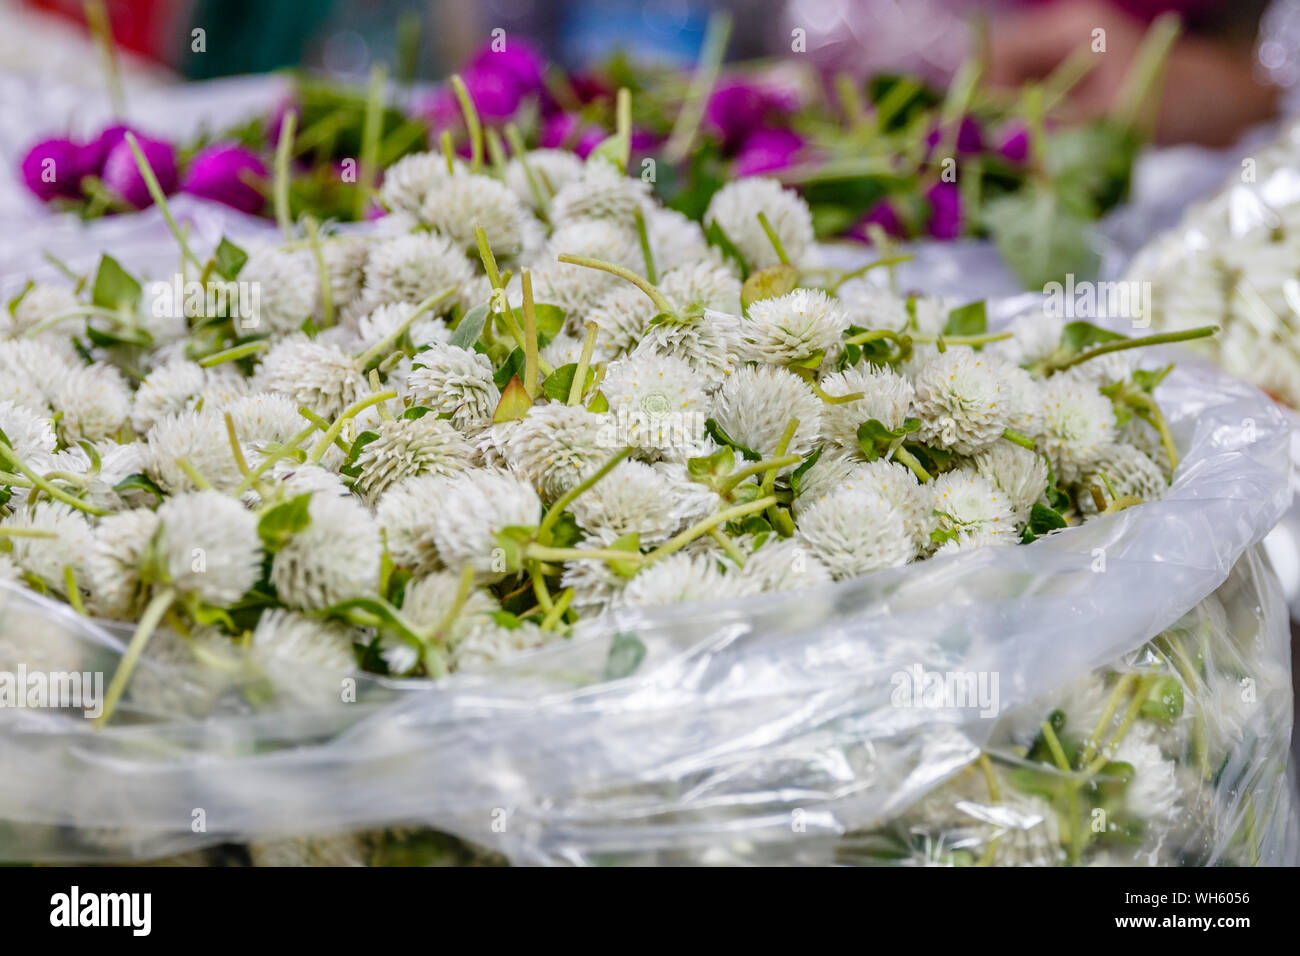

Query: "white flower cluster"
(0, 145), (1177, 720)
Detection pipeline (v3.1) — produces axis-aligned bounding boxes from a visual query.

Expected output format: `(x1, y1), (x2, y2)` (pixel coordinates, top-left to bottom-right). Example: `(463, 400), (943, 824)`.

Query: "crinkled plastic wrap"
(0, 353), (1294, 866)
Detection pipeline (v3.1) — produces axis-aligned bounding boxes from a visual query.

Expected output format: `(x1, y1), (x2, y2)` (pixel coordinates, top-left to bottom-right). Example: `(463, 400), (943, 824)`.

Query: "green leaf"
(492, 525), (535, 574)
(1131, 363), (1173, 393)
(401, 405), (433, 420)
(90, 255), (142, 312)
(687, 445), (735, 481)
(604, 631), (646, 680)
(588, 132), (630, 173)
(983, 189), (1101, 291)
(704, 219), (750, 278)
(492, 347), (526, 390)
(741, 264), (799, 311)
(449, 303), (490, 350)
(1139, 675), (1184, 724)
(339, 430), (381, 479)
(511, 303), (565, 346)
(257, 492), (313, 551)
(704, 417), (761, 461)
(943, 301), (987, 338)
(586, 391), (609, 413)
(1021, 502), (1069, 542)
(212, 237), (248, 281)
(856, 418), (920, 461)
(112, 472), (164, 505)
(493, 375), (533, 423)
(541, 363), (595, 403)
(546, 511), (583, 550)
(1060, 320), (1127, 355)
(789, 446), (823, 496)
(490, 609), (525, 630)
(605, 532), (643, 578)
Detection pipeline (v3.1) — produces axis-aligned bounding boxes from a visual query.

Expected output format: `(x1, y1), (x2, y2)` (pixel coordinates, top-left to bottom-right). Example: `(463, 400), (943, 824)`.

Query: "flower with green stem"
(124, 132), (201, 273)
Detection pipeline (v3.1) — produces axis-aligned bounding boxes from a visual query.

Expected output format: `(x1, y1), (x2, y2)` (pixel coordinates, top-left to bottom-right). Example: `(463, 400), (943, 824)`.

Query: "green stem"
(485, 127), (508, 176)
(94, 586), (176, 727)
(1113, 12), (1182, 134)
(760, 419), (799, 498)
(828, 254), (914, 292)
(843, 328), (910, 348)
(911, 332), (1012, 346)
(0, 444), (107, 516)
(633, 206), (657, 284)
(198, 340), (267, 368)
(664, 10), (732, 163)
(356, 286), (456, 369)
(308, 390), (397, 463)
(440, 130), (456, 174)
(891, 446), (932, 483)
(505, 123), (549, 219)
(521, 271), (540, 399)
(538, 448), (633, 544)
(426, 564), (476, 644)
(450, 73), (484, 173)
(236, 422), (318, 495)
(124, 133), (200, 272)
(174, 457), (213, 491)
(63, 565), (87, 616)
(273, 109), (297, 239)
(708, 527), (746, 566)
(718, 454), (802, 497)
(1080, 672), (1136, 767)
(556, 254), (674, 316)
(756, 211), (790, 265)
(568, 323), (599, 406)
(644, 496), (777, 565)
(526, 544), (644, 566)
(1051, 326), (1216, 372)
(357, 65), (387, 219)
(540, 588), (574, 631)
(1002, 428), (1037, 451)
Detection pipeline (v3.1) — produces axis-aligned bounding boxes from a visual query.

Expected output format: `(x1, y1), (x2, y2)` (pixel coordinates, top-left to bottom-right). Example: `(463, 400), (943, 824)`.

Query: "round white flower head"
(928, 470), (1017, 551)
(272, 491), (381, 610)
(498, 402), (613, 502)
(546, 217), (644, 271)
(540, 331), (589, 369)
(87, 507), (160, 619)
(8, 283), (80, 336)
(52, 362), (131, 442)
(375, 472), (446, 575)
(836, 279), (910, 330)
(644, 206), (714, 274)
(362, 232), (473, 309)
(740, 538), (832, 594)
(970, 442), (1049, 525)
(155, 490), (262, 604)
(551, 158), (652, 223)
(255, 336), (368, 421)
(704, 177), (814, 270)
(0, 399), (57, 459)
(252, 609), (360, 673)
(660, 260), (743, 315)
(847, 458), (929, 550)
(559, 529), (630, 617)
(601, 351), (710, 459)
(711, 364), (822, 459)
(354, 415), (476, 502)
(588, 283), (659, 356)
(266, 460), (351, 500)
(320, 235), (371, 313)
(991, 312), (1064, 368)
(618, 552), (759, 608)
(399, 568), (500, 639)
(352, 301), (450, 355)
(790, 452), (861, 513)
(2, 502), (94, 593)
(405, 342), (501, 432)
(429, 470), (543, 578)
(1037, 371), (1118, 483)
(449, 618), (553, 672)
(796, 484), (916, 579)
(987, 794), (1065, 867)
(238, 246), (317, 333)
(0, 338), (79, 410)
(913, 348), (1022, 454)
(909, 295), (957, 337)
(419, 170), (538, 258)
(737, 288), (847, 365)
(818, 362), (915, 448)
(569, 459), (700, 546)
(378, 150), (459, 216)
(505, 148), (584, 211)
(1111, 723), (1181, 824)
(221, 391), (305, 451)
(637, 312), (738, 386)
(145, 408), (244, 493)
(132, 359), (208, 433)
(1078, 443), (1166, 515)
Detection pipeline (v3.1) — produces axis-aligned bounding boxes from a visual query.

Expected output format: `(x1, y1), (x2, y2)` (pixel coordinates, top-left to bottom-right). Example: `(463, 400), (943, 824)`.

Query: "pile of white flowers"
(1, 127), (1189, 729)
(1126, 115), (1300, 406)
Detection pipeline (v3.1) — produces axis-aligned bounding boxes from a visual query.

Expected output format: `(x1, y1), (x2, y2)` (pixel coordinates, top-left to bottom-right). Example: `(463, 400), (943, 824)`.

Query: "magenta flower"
(469, 38), (545, 97)
(997, 122), (1030, 164)
(926, 181), (963, 240)
(733, 127), (805, 177)
(78, 124), (135, 175)
(20, 138), (86, 201)
(925, 116), (984, 157)
(101, 134), (177, 209)
(706, 79), (798, 150)
(182, 143), (268, 214)
(850, 199), (906, 243)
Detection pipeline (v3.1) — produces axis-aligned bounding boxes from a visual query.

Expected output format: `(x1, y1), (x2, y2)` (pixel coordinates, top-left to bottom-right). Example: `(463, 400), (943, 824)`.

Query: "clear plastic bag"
(0, 350), (1294, 866)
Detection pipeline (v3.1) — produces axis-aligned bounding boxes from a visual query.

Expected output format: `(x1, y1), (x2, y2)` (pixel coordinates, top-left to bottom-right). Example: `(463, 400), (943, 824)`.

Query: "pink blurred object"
(182, 144), (268, 214)
(100, 134), (177, 209)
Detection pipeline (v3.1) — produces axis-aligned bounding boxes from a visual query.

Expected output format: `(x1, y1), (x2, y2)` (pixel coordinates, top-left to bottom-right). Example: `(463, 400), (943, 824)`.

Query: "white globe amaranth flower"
(449, 618), (554, 672)
(87, 507), (160, 619)
(0, 399), (57, 459)
(0, 553), (18, 583)
(559, 529), (630, 617)
(254, 335), (368, 421)
(987, 794), (1065, 867)
(153, 490), (261, 604)
(790, 452), (861, 513)
(796, 484), (916, 579)
(644, 205), (714, 274)
(971, 442), (1050, 525)
(588, 282), (660, 357)
(928, 470), (1018, 551)
(836, 279), (910, 330)
(405, 342), (500, 431)
(909, 295), (958, 337)
(400, 568), (500, 639)
(704, 177), (814, 270)
(569, 459), (699, 546)
(131, 359), (209, 433)
(546, 216), (644, 272)
(1078, 443), (1166, 515)
(601, 351), (710, 459)
(375, 473), (447, 576)
(352, 301), (450, 355)
(636, 312), (738, 386)
(817, 362), (915, 448)
(1037, 371), (1118, 484)
(145, 408), (243, 493)
(550, 157), (652, 223)
(912, 348), (1022, 455)
(221, 391), (307, 451)
(2, 502), (94, 593)
(354, 415), (476, 502)
(378, 150), (459, 216)
(266, 460), (350, 500)
(271, 491), (381, 610)
(52, 362), (131, 442)
(660, 260), (743, 315)
(429, 470), (542, 578)
(0, 338), (79, 410)
(252, 608), (360, 673)
(740, 538), (832, 594)
(497, 402), (612, 502)
(238, 245), (318, 333)
(735, 288), (847, 365)
(362, 232), (473, 309)
(8, 283), (80, 336)
(419, 170), (538, 258)
(319, 234), (371, 312)
(617, 552), (759, 608)
(1111, 723), (1181, 824)
(991, 312), (1064, 368)
(711, 364), (822, 460)
(505, 148), (584, 211)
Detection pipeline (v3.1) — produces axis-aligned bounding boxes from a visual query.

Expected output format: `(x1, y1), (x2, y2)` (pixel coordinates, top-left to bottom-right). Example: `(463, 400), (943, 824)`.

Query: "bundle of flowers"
(1, 109), (1214, 730)
(1125, 114), (1300, 408)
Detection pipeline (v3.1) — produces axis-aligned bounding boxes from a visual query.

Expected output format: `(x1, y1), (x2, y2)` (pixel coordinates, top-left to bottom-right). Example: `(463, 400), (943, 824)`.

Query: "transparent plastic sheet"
(0, 354), (1294, 866)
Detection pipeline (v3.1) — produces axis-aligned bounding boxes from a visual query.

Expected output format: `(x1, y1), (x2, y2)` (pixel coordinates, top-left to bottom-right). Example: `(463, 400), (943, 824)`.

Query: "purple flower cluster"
(21, 125), (267, 214)
(706, 78), (806, 175)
